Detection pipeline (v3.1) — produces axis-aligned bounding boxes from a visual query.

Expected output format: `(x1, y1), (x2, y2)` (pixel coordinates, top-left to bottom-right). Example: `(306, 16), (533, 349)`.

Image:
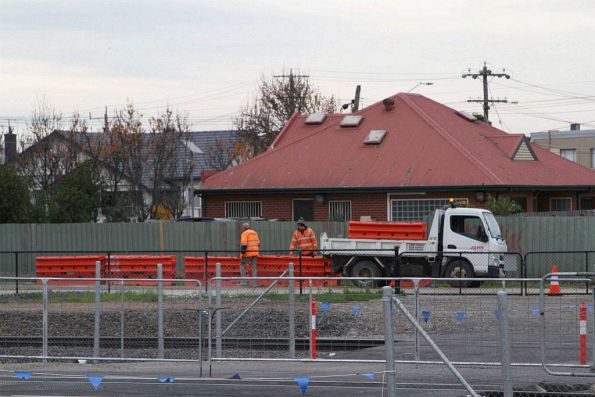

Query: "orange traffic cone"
(548, 264), (561, 295)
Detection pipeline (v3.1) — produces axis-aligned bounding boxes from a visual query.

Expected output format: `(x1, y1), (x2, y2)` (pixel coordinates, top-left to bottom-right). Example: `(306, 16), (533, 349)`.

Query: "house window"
(225, 201), (262, 218)
(510, 197), (527, 211)
(329, 200), (352, 221)
(591, 149), (595, 168)
(560, 149), (576, 162)
(550, 197), (572, 212)
(391, 198), (467, 221)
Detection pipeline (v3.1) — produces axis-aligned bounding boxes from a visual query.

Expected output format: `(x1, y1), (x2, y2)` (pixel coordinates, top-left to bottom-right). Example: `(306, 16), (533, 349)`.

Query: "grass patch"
(266, 289), (383, 303)
(2, 291), (159, 304)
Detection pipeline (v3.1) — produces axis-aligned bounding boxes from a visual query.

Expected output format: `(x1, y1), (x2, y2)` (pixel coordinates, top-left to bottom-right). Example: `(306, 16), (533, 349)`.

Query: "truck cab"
(427, 207), (508, 279)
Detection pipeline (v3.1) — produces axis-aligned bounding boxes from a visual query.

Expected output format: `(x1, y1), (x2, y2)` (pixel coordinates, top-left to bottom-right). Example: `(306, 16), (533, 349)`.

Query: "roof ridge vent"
(305, 112), (327, 125)
(455, 110), (477, 122)
(340, 115), (363, 128)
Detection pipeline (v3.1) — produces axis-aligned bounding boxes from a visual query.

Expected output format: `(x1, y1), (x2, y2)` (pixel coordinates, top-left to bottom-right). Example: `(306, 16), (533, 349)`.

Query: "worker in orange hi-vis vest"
(289, 218), (318, 256)
(240, 223), (260, 286)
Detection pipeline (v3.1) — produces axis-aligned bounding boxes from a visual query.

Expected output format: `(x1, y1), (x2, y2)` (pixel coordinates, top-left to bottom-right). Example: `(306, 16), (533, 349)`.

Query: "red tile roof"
(201, 93), (595, 191)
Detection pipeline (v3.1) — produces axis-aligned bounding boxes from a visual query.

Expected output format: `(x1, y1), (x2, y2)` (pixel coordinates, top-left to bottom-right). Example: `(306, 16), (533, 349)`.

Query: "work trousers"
(240, 256), (258, 286)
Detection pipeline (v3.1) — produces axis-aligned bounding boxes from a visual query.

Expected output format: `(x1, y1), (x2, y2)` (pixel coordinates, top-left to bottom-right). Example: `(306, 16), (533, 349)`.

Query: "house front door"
(293, 199), (314, 221)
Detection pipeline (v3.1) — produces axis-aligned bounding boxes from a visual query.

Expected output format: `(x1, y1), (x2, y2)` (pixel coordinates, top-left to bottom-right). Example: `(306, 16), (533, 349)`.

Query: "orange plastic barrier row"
(184, 255), (340, 286)
(348, 221), (426, 240)
(36, 255), (176, 285)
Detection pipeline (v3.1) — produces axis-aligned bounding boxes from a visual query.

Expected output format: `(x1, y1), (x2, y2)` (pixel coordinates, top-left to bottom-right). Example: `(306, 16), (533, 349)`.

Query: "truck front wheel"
(444, 260), (476, 288)
(350, 260), (382, 288)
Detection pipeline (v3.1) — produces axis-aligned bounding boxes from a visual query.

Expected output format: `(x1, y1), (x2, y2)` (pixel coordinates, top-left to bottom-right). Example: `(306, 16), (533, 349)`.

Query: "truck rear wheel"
(350, 260), (382, 288)
(444, 260), (475, 288)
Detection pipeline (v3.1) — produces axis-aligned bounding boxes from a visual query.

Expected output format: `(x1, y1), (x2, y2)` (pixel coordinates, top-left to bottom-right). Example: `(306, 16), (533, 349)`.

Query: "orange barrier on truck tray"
(36, 255), (176, 285)
(348, 221), (426, 240)
(184, 255), (341, 286)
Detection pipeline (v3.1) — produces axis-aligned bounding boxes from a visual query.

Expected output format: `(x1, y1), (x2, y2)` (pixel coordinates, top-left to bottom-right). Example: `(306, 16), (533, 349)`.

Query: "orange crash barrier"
(36, 256), (107, 284)
(348, 221), (426, 241)
(108, 255), (177, 285)
(36, 255), (177, 285)
(184, 255), (341, 286)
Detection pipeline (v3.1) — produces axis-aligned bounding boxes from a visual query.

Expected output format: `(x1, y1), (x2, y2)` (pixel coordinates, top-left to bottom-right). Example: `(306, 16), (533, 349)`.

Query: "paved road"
(1, 351), (594, 396)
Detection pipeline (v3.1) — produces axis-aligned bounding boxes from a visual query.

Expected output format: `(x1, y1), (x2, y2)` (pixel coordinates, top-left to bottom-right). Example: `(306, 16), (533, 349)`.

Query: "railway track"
(0, 336), (385, 351)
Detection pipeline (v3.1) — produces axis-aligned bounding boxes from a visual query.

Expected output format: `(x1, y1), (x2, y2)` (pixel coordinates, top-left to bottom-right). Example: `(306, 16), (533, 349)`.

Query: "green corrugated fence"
(1, 216), (595, 277)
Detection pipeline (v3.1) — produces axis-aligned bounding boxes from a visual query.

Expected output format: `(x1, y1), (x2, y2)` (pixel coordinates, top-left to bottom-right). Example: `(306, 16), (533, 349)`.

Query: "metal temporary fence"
(0, 269), (206, 374)
(207, 269), (595, 395)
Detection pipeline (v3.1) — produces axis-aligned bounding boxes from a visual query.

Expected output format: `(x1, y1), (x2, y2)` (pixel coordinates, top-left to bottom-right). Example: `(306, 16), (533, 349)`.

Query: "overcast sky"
(1, 0), (594, 137)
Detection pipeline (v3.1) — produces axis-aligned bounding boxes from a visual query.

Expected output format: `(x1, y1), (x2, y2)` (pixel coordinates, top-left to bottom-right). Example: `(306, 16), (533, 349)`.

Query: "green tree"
(486, 195), (523, 215)
(49, 162), (103, 223)
(0, 165), (32, 223)
(236, 69), (336, 157)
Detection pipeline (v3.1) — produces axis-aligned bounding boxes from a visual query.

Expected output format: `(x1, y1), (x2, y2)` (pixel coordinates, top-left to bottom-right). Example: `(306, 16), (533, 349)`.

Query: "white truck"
(319, 206), (508, 287)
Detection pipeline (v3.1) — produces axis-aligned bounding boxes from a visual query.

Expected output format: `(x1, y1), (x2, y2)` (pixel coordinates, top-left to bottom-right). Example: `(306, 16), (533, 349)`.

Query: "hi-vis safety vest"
(289, 228), (318, 255)
(240, 229), (260, 257)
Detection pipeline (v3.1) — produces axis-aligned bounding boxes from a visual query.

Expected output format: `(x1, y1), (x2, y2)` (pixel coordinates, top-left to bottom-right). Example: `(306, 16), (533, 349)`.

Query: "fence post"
(120, 281), (125, 358)
(414, 279), (420, 367)
(14, 252), (19, 295)
(215, 263), (222, 358)
(107, 252), (111, 293)
(308, 279), (313, 359)
(382, 286), (397, 397)
(586, 252), (589, 294)
(94, 260), (101, 362)
(592, 286), (595, 372)
(393, 248), (400, 295)
(42, 279), (48, 364)
(204, 251), (209, 295)
(157, 263), (164, 359)
(497, 290), (513, 397)
(299, 252), (303, 296)
(288, 262), (296, 359)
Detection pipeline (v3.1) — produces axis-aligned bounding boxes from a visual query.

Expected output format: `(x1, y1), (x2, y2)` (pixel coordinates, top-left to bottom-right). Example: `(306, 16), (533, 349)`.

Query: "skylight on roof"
(305, 112), (327, 125)
(364, 130), (387, 145)
(340, 115), (363, 128)
(184, 140), (203, 154)
(455, 110), (477, 122)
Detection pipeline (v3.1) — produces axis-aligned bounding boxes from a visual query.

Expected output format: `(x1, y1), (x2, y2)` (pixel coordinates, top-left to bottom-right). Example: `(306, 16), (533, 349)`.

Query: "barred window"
(550, 197), (571, 212)
(329, 200), (352, 221)
(390, 198), (467, 221)
(225, 201), (262, 218)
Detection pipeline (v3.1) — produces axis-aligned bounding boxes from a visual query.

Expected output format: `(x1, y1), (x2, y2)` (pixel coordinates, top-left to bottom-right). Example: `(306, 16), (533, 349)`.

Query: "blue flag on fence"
(358, 372), (374, 380)
(589, 304), (593, 313)
(456, 311), (465, 322)
(15, 371), (32, 380)
(295, 377), (310, 395)
(531, 308), (540, 316)
(352, 305), (360, 316)
(229, 373), (241, 379)
(422, 310), (431, 322)
(87, 375), (104, 390)
(159, 377), (175, 383)
(321, 302), (330, 314)
(493, 309), (501, 320)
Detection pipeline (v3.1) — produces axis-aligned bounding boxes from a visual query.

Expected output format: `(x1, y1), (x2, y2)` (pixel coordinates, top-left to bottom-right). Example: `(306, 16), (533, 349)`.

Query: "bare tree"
(236, 69), (336, 157)
(206, 136), (240, 170)
(146, 108), (191, 219)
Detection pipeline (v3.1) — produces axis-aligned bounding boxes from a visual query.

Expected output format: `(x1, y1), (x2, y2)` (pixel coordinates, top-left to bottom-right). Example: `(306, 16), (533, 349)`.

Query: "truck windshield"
(483, 212), (502, 239)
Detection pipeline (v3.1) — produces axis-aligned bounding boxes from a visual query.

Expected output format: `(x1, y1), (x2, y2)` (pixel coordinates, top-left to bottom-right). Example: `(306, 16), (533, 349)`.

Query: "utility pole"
(273, 69), (310, 112)
(104, 106), (108, 133)
(462, 62), (510, 123)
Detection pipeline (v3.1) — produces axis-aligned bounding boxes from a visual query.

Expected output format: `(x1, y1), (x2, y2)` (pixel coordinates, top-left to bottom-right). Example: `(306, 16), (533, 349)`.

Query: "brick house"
(199, 93), (595, 221)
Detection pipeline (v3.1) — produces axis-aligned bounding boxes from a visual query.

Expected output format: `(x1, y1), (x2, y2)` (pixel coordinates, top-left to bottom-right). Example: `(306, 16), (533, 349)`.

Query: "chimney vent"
(383, 97), (395, 111)
(570, 123), (581, 131)
(4, 129), (17, 165)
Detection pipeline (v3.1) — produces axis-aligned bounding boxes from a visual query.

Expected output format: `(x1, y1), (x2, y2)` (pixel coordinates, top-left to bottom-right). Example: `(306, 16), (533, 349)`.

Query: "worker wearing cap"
(289, 218), (318, 256)
(240, 223), (260, 286)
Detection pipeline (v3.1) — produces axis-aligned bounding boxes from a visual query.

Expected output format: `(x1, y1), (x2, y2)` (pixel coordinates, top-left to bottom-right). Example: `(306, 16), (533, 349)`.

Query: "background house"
(199, 93), (595, 222)
(530, 124), (595, 169)
(13, 129), (239, 220)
